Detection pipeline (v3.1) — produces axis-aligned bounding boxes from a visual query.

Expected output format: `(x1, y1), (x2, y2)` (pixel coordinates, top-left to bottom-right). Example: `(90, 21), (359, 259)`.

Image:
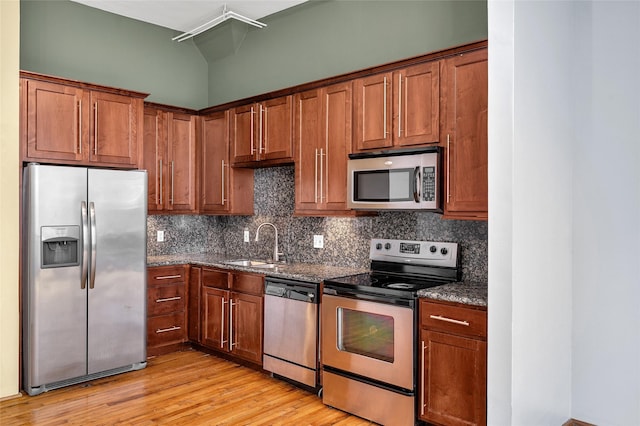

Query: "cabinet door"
(188, 266), (202, 343)
(395, 62), (440, 147)
(24, 79), (88, 162)
(142, 107), (166, 212)
(260, 96), (293, 161)
(201, 111), (229, 213)
(230, 104), (257, 164)
(89, 91), (140, 166)
(322, 82), (352, 210)
(201, 286), (229, 351)
(442, 49), (488, 219)
(147, 284), (185, 316)
(294, 89), (322, 212)
(354, 72), (393, 151)
(230, 291), (263, 364)
(147, 312), (186, 350)
(420, 329), (486, 426)
(166, 112), (197, 212)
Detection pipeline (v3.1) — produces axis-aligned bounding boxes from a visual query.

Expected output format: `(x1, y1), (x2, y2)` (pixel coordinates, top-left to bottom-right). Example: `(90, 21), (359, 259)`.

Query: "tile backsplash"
(147, 165), (488, 282)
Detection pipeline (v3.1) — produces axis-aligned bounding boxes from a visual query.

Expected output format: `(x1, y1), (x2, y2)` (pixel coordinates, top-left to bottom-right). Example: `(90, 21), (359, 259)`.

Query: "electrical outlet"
(243, 228), (250, 243)
(313, 234), (324, 249)
(157, 230), (165, 242)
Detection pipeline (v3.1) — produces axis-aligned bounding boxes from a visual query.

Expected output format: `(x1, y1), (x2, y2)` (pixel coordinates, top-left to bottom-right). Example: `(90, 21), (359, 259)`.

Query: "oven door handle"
(413, 166), (420, 203)
(323, 287), (415, 308)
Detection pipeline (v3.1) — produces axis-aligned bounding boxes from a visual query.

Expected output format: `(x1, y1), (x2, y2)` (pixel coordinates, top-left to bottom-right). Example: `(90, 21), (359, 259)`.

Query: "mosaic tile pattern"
(147, 165), (488, 283)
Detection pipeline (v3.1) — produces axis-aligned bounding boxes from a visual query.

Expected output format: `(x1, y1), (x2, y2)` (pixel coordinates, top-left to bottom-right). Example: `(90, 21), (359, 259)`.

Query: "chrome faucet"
(255, 222), (283, 263)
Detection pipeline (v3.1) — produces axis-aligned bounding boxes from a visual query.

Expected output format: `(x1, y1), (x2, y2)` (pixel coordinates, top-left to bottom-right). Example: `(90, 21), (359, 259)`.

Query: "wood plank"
(0, 350), (374, 425)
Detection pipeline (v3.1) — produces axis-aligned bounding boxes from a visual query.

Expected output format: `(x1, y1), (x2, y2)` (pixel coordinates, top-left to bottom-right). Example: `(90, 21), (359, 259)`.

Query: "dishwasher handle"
(265, 278), (319, 304)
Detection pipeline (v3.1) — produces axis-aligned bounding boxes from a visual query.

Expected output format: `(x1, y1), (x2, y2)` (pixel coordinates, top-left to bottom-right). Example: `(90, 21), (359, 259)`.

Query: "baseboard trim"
(0, 392), (23, 403)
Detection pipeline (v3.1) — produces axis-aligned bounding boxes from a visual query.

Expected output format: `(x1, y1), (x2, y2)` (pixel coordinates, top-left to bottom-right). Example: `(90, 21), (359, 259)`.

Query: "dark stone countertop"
(147, 253), (369, 283)
(148, 253), (487, 307)
(417, 281), (488, 307)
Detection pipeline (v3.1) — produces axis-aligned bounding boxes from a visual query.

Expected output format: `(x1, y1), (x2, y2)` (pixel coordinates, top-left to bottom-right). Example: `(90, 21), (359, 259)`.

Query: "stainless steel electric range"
(321, 238), (460, 426)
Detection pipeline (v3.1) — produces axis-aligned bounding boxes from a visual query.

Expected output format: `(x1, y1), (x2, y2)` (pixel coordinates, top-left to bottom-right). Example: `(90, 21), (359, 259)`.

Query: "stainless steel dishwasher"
(263, 277), (319, 389)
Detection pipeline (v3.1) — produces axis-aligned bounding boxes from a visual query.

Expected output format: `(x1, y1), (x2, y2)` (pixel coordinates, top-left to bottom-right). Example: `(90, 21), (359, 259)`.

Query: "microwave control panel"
(422, 166), (436, 202)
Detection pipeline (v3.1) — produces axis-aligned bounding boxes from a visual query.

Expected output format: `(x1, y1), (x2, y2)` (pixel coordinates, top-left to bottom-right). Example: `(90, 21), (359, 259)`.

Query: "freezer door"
(87, 169), (147, 374)
(23, 164), (88, 388)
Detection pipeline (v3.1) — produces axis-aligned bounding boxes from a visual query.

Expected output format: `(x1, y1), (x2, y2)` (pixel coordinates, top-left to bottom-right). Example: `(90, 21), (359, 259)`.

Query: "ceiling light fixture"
(172, 4), (267, 42)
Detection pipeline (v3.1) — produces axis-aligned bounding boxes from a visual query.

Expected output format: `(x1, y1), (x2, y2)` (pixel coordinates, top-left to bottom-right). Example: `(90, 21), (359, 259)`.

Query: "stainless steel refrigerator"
(23, 164), (148, 396)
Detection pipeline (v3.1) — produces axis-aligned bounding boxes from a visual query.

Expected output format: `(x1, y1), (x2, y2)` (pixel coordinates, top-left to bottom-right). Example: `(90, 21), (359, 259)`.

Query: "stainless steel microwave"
(347, 147), (442, 211)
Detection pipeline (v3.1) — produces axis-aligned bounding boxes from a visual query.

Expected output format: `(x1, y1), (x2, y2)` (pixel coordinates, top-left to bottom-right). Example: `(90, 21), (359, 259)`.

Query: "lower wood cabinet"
(419, 299), (487, 426)
(196, 267), (264, 365)
(147, 265), (188, 356)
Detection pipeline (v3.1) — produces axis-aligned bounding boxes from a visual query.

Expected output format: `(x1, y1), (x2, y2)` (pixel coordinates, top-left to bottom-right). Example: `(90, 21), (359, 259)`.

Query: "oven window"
(354, 169), (414, 202)
(337, 308), (394, 363)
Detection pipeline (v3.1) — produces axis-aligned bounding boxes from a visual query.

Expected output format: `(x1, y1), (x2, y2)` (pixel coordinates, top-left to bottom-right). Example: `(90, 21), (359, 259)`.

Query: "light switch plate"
(313, 234), (324, 249)
(243, 229), (250, 243)
(157, 230), (165, 242)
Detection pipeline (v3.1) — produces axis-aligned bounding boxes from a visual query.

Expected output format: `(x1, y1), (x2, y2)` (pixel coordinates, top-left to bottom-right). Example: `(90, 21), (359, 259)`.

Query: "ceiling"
(70, 0), (308, 33)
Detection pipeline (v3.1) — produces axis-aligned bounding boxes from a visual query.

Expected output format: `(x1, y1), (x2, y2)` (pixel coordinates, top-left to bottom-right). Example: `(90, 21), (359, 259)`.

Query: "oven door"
(321, 293), (414, 390)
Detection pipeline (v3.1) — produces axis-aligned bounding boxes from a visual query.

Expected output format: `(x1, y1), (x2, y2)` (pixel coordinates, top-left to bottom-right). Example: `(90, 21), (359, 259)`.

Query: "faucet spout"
(255, 222), (282, 263)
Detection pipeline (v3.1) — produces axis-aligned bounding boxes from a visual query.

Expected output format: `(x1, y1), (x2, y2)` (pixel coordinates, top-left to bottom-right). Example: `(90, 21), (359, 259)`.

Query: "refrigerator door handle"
(89, 201), (97, 289)
(81, 201), (89, 290)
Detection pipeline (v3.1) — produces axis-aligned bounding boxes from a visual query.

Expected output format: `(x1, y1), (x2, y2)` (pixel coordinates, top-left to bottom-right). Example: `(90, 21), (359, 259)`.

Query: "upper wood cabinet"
(143, 104), (198, 214)
(230, 95), (294, 166)
(353, 61), (440, 152)
(294, 82), (353, 215)
(200, 111), (254, 215)
(20, 72), (146, 168)
(441, 48), (488, 220)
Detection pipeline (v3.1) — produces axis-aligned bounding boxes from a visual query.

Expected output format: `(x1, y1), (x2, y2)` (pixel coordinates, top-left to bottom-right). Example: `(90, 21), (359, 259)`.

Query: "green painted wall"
(20, 0), (208, 109)
(199, 0), (488, 105)
(19, 0), (487, 109)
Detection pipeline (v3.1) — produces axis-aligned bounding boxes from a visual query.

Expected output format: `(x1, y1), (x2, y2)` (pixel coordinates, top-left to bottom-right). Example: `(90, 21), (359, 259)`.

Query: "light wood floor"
(0, 350), (375, 425)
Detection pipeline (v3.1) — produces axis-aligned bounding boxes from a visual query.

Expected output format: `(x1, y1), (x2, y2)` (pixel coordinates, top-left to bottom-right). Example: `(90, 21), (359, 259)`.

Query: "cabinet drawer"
(148, 284), (185, 316)
(230, 272), (263, 295)
(147, 312), (186, 348)
(148, 265), (186, 285)
(202, 268), (229, 289)
(420, 300), (487, 338)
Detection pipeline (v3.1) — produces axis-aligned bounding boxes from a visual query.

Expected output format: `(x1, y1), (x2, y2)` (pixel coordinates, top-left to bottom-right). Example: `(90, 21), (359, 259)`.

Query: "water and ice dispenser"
(41, 226), (80, 268)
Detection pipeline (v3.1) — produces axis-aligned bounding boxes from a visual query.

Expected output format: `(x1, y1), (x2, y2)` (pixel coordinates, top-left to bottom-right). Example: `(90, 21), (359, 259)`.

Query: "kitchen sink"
(224, 259), (278, 269)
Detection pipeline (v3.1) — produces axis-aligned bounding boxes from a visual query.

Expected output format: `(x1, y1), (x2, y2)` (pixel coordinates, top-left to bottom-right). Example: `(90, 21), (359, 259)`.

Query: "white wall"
(0, 0), (20, 399)
(486, 1), (513, 423)
(489, 1), (640, 424)
(489, 1), (574, 424)
(571, 2), (640, 424)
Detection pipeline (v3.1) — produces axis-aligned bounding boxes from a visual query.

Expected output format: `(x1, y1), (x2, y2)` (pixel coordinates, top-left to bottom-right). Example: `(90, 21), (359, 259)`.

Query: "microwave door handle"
(413, 166), (420, 203)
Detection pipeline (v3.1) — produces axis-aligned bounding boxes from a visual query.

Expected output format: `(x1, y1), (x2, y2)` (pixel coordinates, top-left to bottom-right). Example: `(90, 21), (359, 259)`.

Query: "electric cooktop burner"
(386, 283), (415, 289)
(323, 239), (461, 301)
(326, 271), (448, 298)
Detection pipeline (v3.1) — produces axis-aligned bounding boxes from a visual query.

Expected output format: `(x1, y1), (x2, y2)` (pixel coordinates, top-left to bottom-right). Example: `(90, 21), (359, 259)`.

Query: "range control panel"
(370, 238), (459, 268)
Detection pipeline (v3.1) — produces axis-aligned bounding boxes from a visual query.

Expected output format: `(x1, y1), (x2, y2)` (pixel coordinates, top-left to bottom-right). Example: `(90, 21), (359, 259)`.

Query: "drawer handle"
(156, 296), (181, 303)
(429, 315), (469, 326)
(156, 326), (181, 334)
(154, 274), (182, 280)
